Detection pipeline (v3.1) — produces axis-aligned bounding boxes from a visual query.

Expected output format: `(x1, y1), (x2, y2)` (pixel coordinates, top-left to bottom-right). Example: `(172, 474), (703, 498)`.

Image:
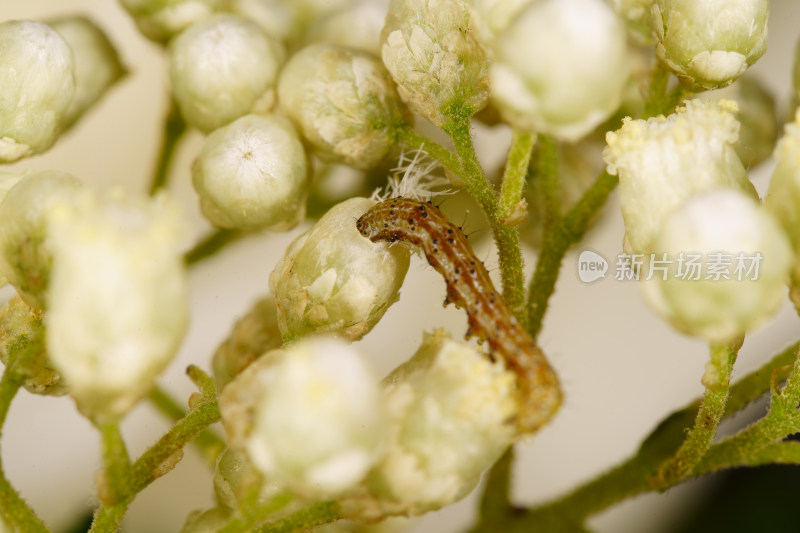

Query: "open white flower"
(270, 197), (410, 341)
(169, 15), (284, 132)
(489, 0), (628, 141)
(0, 20), (75, 162)
(219, 337), (384, 496)
(652, 0), (768, 89)
(604, 99), (756, 254)
(192, 114), (309, 230)
(46, 190), (189, 420)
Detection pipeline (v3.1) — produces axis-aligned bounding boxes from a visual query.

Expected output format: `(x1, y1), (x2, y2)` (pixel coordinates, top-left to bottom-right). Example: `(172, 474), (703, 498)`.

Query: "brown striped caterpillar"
(356, 197), (562, 433)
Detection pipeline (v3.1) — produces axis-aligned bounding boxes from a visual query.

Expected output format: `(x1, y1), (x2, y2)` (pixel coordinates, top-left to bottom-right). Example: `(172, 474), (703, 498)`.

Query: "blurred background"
(2, 1), (800, 532)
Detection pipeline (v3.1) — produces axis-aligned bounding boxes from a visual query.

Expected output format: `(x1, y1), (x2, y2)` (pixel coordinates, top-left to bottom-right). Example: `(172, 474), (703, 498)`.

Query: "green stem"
(89, 368), (221, 532)
(218, 492), (293, 533)
(444, 118), (527, 323)
(148, 386), (226, 467)
(652, 343), (738, 488)
(469, 447), (516, 533)
(526, 171), (618, 340)
(148, 102), (186, 196)
(0, 338), (50, 532)
(97, 421), (132, 504)
(397, 127), (463, 177)
(253, 501), (341, 533)
(184, 229), (243, 266)
(501, 340), (797, 531)
(498, 132), (536, 223)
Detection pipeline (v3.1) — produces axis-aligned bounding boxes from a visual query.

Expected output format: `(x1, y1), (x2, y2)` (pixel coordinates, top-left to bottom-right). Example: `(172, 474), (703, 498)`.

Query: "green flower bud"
(192, 114), (309, 230)
(270, 198), (410, 341)
(702, 75), (778, 168)
(0, 295), (66, 396)
(48, 16), (127, 129)
(212, 297), (283, 391)
(651, 0), (768, 89)
(0, 171), (84, 309)
(308, 3), (387, 56)
(381, 0), (488, 126)
(46, 190), (189, 420)
(351, 329), (516, 518)
(603, 99), (756, 255)
(490, 0), (628, 141)
(219, 337), (384, 496)
(278, 43), (408, 169)
(119, 0), (224, 42)
(641, 189), (792, 343)
(169, 15), (284, 132)
(0, 21), (75, 163)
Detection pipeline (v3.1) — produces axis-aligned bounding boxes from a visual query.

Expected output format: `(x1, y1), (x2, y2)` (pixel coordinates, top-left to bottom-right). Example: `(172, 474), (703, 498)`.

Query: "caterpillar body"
(356, 197), (562, 433)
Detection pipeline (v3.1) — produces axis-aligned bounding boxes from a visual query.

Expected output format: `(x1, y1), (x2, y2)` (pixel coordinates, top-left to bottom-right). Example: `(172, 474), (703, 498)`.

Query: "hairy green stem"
(444, 117), (528, 323)
(148, 102), (186, 196)
(652, 343), (738, 488)
(253, 501), (341, 533)
(148, 386), (226, 467)
(498, 132), (536, 222)
(398, 127), (463, 177)
(97, 421), (132, 504)
(0, 337), (50, 533)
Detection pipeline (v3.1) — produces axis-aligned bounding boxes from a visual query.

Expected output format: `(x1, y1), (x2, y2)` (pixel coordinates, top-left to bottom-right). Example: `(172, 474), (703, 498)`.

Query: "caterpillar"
(356, 197), (562, 434)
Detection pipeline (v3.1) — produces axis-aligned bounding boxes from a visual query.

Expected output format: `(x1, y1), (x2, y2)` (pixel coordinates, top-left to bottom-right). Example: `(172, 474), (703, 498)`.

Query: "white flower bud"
(46, 190), (189, 420)
(0, 21), (75, 163)
(119, 0), (224, 42)
(169, 15), (284, 132)
(354, 330), (516, 517)
(212, 297), (283, 390)
(0, 295), (66, 396)
(604, 99), (756, 255)
(381, 0), (488, 126)
(278, 44), (408, 169)
(0, 171), (84, 309)
(270, 198), (410, 341)
(651, 0), (768, 89)
(192, 114), (309, 230)
(489, 0), (628, 141)
(48, 16), (127, 129)
(610, 0), (653, 43)
(308, 3), (387, 56)
(219, 337), (384, 496)
(641, 189), (792, 343)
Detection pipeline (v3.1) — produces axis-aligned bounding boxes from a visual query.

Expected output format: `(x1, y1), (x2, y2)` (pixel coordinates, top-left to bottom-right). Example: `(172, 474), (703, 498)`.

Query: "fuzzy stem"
(498, 132), (536, 223)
